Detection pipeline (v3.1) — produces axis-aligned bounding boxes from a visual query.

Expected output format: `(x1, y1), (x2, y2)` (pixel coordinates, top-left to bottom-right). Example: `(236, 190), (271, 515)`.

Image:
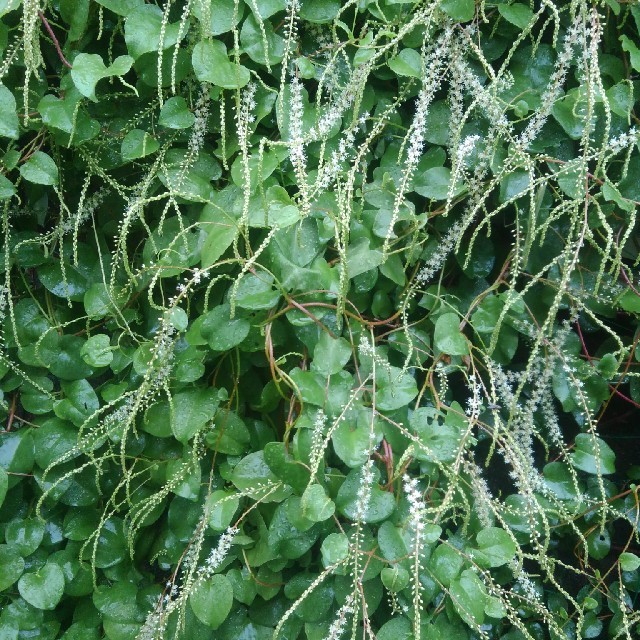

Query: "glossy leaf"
(18, 563), (65, 610)
(190, 574), (233, 628)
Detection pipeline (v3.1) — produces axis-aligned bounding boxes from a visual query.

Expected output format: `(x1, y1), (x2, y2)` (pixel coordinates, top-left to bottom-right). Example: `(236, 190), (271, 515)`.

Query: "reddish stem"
(38, 11), (73, 69)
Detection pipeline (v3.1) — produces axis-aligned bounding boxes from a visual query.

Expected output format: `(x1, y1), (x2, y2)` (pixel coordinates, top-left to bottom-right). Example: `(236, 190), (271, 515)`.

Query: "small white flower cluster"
(403, 475), (425, 535)
(518, 16), (583, 149)
(607, 127), (638, 154)
(405, 57), (445, 169)
(323, 594), (355, 640)
(354, 458), (375, 523)
(456, 134), (480, 164)
(416, 218), (465, 284)
(315, 112), (369, 191)
(198, 526), (238, 579)
(137, 527), (236, 640)
(61, 187), (108, 234)
(189, 83), (210, 156)
(310, 409), (327, 468)
(288, 76), (306, 165)
(311, 64), (368, 141)
(168, 266), (207, 305)
(465, 462), (494, 529)
(136, 611), (164, 640)
(358, 335), (373, 358)
(0, 283), (8, 321)
(287, 76), (311, 214)
(465, 373), (482, 420)
(236, 82), (257, 151)
(515, 572), (543, 604)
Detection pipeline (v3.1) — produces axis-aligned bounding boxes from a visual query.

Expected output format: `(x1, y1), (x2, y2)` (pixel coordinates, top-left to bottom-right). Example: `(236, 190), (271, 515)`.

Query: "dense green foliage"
(0, 0), (639, 638)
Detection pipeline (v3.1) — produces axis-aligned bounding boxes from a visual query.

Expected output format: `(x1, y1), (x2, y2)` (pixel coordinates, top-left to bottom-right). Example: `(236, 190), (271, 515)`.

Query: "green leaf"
(381, 565), (410, 592)
(377, 618), (412, 640)
(80, 334), (113, 367)
(200, 304), (250, 351)
(53, 379), (99, 426)
(429, 543), (464, 587)
(38, 94), (78, 133)
(263, 441), (310, 493)
(200, 204), (238, 267)
(18, 563), (65, 610)
(191, 0), (245, 35)
(33, 417), (79, 469)
(268, 502), (319, 560)
(587, 529), (610, 560)
(19, 151), (58, 185)
(620, 552), (640, 572)
(124, 4), (182, 60)
(378, 521), (411, 562)
(92, 517), (128, 568)
(159, 96), (195, 129)
(240, 13), (285, 66)
(449, 569), (486, 627)
(37, 263), (89, 301)
(299, 0), (341, 23)
(331, 410), (382, 468)
(0, 174), (15, 199)
(120, 129), (160, 160)
(95, 0), (144, 16)
(620, 35), (640, 72)
(606, 81), (634, 118)
(414, 166), (462, 200)
(434, 312), (468, 356)
(0, 544), (25, 591)
(552, 90), (589, 140)
(498, 4), (534, 29)
(234, 272), (280, 310)
(5, 518), (45, 556)
(321, 532), (349, 566)
(206, 490), (239, 532)
(312, 333), (351, 376)
(190, 574), (233, 629)
(336, 466), (395, 523)
(301, 484), (335, 522)
(389, 48), (422, 78)
(230, 451), (291, 502)
(0, 467), (7, 508)
(84, 283), (124, 319)
(440, 0), (475, 22)
(252, 186), (301, 228)
(71, 53), (133, 101)
(410, 407), (462, 463)
(39, 334), (94, 380)
(171, 388), (221, 442)
(0, 429), (35, 474)
(543, 461), (582, 500)
(472, 528), (517, 568)
(500, 170), (531, 202)
(142, 216), (204, 277)
(619, 289), (640, 313)
(346, 238), (384, 278)
(0, 84), (19, 139)
(570, 434), (616, 475)
(376, 366), (418, 411)
(0, 0), (20, 18)
(192, 40), (250, 89)
(93, 581), (140, 621)
(205, 409), (250, 454)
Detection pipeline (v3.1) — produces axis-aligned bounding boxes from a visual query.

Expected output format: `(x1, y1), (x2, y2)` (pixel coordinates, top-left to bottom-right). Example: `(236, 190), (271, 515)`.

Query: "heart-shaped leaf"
(18, 563), (65, 610)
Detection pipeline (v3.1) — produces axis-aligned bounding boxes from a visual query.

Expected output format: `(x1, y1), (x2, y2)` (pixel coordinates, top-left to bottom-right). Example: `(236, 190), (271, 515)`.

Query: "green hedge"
(0, 1), (639, 639)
